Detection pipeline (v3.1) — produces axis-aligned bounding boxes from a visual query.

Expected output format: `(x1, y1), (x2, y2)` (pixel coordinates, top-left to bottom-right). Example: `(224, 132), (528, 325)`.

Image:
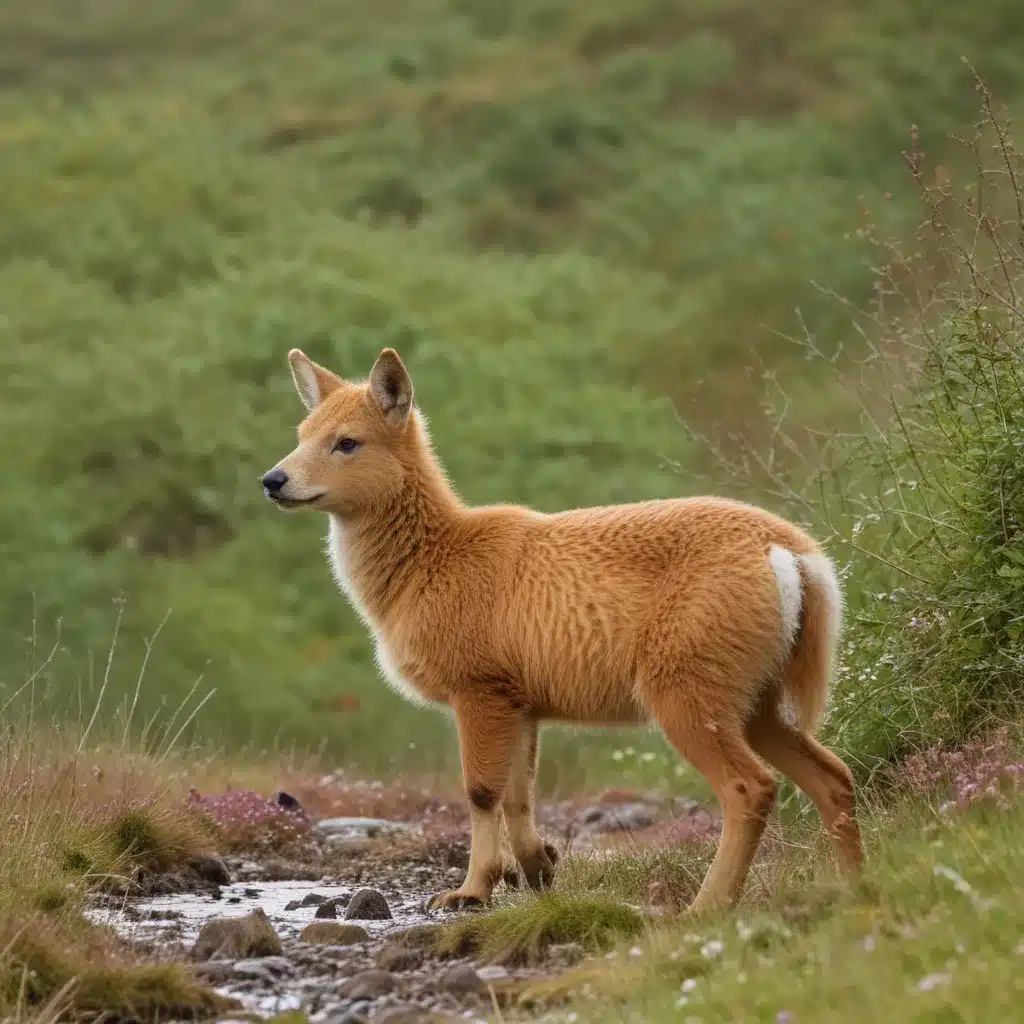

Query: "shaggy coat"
(264, 348), (862, 911)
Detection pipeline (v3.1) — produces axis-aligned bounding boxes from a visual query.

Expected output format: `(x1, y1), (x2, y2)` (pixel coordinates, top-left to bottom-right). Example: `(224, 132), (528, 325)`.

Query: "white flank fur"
(769, 545), (803, 652)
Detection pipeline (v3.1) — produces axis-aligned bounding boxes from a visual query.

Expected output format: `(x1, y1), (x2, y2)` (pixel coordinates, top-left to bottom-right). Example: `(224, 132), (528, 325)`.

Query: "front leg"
(427, 696), (521, 911)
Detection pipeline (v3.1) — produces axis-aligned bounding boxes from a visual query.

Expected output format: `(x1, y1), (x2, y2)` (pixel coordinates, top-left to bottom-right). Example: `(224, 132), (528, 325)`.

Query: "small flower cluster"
(186, 787), (311, 851)
(902, 727), (1024, 812)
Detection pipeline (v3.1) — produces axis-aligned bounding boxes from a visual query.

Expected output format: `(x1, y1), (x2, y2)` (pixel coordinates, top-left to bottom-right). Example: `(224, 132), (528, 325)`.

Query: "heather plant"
(186, 786), (312, 853)
(902, 726), (1024, 813)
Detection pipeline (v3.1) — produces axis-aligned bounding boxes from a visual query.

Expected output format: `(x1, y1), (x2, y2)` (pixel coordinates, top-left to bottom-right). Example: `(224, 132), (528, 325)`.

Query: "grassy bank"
(3, 0), (1024, 775)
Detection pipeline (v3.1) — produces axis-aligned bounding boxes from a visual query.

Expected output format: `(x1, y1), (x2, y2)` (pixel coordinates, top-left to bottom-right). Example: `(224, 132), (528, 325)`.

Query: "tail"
(771, 548), (844, 735)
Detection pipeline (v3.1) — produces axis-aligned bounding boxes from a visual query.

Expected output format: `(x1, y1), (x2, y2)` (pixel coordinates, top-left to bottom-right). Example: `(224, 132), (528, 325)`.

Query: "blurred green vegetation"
(2, 0), (1023, 786)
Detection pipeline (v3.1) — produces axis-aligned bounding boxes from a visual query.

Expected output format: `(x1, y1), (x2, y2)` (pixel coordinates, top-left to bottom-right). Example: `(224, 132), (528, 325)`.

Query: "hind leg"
(746, 694), (862, 876)
(502, 718), (559, 889)
(646, 691), (777, 914)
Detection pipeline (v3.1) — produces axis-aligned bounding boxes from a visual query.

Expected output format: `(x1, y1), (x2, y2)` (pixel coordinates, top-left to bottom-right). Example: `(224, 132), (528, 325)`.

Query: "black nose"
(262, 469), (288, 494)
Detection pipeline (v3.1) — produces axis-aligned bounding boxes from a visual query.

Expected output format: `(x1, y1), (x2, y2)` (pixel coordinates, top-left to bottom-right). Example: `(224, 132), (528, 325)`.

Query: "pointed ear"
(369, 348), (413, 425)
(288, 349), (341, 412)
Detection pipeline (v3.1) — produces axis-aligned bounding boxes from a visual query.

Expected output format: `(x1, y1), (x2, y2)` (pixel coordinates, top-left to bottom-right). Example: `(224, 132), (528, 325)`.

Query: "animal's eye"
(333, 437), (361, 455)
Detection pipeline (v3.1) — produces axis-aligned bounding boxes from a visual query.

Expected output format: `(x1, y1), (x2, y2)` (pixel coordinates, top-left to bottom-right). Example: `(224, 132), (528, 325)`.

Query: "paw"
(519, 840), (559, 891)
(425, 889), (488, 913)
(502, 864), (522, 890)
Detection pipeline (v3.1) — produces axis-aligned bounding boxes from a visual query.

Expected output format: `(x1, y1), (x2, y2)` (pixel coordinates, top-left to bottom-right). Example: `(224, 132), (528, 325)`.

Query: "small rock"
(477, 965), (510, 983)
(579, 802), (657, 833)
(345, 888), (392, 921)
(284, 899), (303, 912)
(231, 956), (293, 980)
(275, 791), (302, 812)
(337, 969), (398, 1000)
(243, 887), (261, 898)
(327, 1014), (367, 1024)
(548, 941), (585, 967)
(191, 961), (234, 983)
(376, 942), (423, 972)
(227, 896), (242, 904)
(189, 855), (232, 886)
(300, 922), (370, 945)
(302, 891), (329, 906)
(438, 962), (484, 994)
(315, 900), (339, 919)
(192, 908), (283, 961)
(313, 817), (413, 840)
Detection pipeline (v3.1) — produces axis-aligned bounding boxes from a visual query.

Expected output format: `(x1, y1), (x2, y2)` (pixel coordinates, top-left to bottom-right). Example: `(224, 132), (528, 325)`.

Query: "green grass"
(3, 0), (1024, 778)
(430, 789), (1024, 1022)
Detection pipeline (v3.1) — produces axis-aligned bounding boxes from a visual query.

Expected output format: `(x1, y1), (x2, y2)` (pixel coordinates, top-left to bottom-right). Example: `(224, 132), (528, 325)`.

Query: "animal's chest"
(327, 520), (448, 707)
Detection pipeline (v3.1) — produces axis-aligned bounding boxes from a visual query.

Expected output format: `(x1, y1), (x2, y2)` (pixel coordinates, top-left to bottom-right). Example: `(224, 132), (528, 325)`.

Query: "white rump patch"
(797, 552), (844, 649)
(769, 545), (803, 652)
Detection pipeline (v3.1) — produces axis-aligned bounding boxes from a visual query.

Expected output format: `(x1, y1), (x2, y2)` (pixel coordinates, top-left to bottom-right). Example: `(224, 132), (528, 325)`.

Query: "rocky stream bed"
(87, 785), (717, 1023)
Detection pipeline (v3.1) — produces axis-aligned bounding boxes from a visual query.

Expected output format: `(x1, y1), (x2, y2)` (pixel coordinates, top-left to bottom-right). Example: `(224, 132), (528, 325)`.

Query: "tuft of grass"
(436, 892), (647, 965)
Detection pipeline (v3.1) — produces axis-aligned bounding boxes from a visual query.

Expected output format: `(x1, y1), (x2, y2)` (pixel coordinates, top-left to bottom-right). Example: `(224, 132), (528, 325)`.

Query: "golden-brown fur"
(264, 347), (862, 913)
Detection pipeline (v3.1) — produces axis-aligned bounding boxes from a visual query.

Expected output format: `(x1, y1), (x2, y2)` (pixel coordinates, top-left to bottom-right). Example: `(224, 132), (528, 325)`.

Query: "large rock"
(344, 888), (392, 921)
(192, 908), (282, 961)
(337, 969), (398, 999)
(300, 922), (370, 945)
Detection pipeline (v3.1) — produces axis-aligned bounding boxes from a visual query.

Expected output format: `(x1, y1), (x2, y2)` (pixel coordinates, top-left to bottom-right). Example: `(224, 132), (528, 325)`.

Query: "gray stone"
(337, 969), (398, 1000)
(438, 962), (484, 994)
(344, 887), (392, 921)
(376, 941), (423, 972)
(192, 908), (282, 961)
(477, 965), (510, 983)
(313, 817), (413, 840)
(579, 802), (657, 833)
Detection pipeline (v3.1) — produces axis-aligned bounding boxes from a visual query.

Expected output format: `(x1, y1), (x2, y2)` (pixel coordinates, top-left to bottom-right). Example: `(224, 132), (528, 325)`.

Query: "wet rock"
(192, 908), (283, 961)
(189, 855), (232, 886)
(327, 1013), (367, 1024)
(300, 922), (370, 945)
(337, 968), (398, 999)
(314, 817), (413, 841)
(315, 895), (352, 919)
(547, 941), (585, 967)
(438, 962), (484, 994)
(303, 891), (329, 906)
(345, 887), (392, 921)
(376, 941), (423, 972)
(232, 956), (293, 979)
(477, 964), (510, 983)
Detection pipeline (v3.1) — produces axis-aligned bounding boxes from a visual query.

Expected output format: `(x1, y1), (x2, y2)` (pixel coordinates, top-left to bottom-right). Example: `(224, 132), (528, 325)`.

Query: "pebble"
(377, 941), (424, 972)
(313, 817), (414, 840)
(300, 922), (370, 945)
(438, 963), (484, 994)
(345, 887), (392, 921)
(337, 968), (399, 999)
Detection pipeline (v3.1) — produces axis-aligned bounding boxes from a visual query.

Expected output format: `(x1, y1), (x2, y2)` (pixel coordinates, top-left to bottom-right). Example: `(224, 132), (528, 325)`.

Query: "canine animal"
(263, 347), (862, 913)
